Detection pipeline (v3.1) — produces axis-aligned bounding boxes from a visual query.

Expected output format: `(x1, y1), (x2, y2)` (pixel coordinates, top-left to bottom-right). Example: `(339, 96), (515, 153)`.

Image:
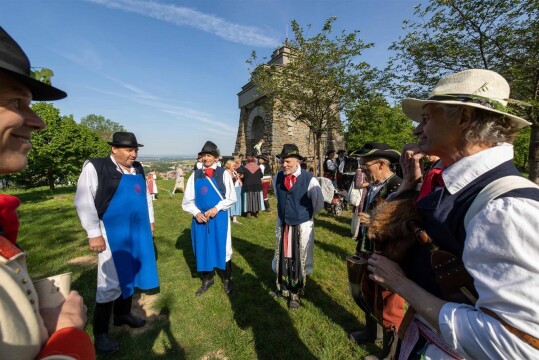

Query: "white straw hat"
(402, 69), (531, 129)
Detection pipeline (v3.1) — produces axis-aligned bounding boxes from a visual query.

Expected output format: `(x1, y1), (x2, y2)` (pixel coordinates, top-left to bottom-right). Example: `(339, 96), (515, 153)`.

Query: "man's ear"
(458, 106), (474, 130)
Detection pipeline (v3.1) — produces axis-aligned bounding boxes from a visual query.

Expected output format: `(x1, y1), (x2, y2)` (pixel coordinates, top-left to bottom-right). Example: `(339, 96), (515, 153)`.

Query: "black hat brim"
(108, 142), (144, 147)
(0, 68), (67, 101)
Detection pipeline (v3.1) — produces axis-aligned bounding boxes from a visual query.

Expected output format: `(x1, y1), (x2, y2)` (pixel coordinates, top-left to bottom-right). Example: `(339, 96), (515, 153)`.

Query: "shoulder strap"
(464, 175), (539, 228)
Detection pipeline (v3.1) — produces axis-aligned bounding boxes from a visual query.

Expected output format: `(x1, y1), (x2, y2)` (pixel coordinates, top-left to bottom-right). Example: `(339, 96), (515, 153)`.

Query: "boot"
(93, 301), (118, 354)
(223, 261), (232, 295)
(113, 295), (146, 328)
(349, 316), (383, 344)
(363, 328), (398, 360)
(195, 271), (214, 296)
(264, 199), (271, 212)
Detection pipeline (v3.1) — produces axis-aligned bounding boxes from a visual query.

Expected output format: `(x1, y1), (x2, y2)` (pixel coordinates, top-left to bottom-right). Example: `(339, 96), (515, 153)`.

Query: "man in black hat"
(74, 131), (159, 354)
(0, 26), (95, 359)
(182, 141), (237, 296)
(272, 144), (323, 309)
(348, 142), (404, 359)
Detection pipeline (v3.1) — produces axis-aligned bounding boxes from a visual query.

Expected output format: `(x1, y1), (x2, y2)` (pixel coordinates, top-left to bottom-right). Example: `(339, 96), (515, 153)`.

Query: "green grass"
(9, 180), (376, 359)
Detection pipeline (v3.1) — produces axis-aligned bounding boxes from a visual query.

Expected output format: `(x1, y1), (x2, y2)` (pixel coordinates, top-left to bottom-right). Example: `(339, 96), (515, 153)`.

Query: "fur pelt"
(367, 190), (422, 262)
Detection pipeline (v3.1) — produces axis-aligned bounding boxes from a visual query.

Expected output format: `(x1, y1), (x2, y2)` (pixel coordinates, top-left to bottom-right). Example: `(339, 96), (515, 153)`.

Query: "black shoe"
(288, 299), (301, 310)
(113, 313), (146, 328)
(223, 279), (232, 295)
(94, 333), (119, 354)
(195, 277), (214, 296)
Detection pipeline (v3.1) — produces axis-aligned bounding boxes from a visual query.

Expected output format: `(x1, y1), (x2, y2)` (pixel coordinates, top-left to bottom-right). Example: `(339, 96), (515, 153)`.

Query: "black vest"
(89, 157), (145, 219)
(402, 160), (539, 297)
(275, 170), (314, 225)
(193, 167), (226, 198)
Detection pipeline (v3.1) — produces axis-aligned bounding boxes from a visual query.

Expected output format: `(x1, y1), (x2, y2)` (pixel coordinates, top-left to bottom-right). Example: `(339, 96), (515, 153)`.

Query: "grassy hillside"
(10, 179), (376, 359)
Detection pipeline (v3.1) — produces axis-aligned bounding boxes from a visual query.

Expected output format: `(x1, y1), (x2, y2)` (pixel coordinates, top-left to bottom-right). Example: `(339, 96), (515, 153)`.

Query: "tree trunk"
(48, 169), (55, 191)
(529, 122), (539, 184)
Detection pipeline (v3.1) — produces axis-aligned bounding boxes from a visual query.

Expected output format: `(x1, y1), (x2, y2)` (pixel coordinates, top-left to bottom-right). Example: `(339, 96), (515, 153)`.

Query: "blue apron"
(102, 173), (159, 298)
(192, 177), (228, 271)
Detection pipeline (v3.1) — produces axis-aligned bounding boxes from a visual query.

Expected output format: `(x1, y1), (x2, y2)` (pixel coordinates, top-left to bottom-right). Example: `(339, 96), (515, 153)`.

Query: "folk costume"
(241, 159), (264, 216)
(272, 144), (323, 309)
(0, 26), (94, 359)
(74, 133), (158, 354)
(172, 166), (185, 193)
(349, 143), (405, 357)
(182, 141), (236, 296)
(0, 195), (95, 360)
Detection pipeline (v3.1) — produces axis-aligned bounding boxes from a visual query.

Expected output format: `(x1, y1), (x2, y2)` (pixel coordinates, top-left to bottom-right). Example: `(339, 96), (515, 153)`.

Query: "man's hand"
(204, 207), (218, 219)
(195, 212), (208, 223)
(40, 290), (87, 335)
(399, 144), (425, 191)
(151, 223), (155, 235)
(359, 212), (371, 225)
(88, 236), (106, 253)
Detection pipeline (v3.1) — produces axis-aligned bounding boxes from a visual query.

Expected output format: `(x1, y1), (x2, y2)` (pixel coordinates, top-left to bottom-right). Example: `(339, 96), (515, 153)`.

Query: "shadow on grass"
(316, 217), (351, 238)
(317, 211), (352, 226)
(231, 237), (317, 360)
(12, 185), (77, 204)
(175, 228), (198, 278)
(74, 257), (184, 359)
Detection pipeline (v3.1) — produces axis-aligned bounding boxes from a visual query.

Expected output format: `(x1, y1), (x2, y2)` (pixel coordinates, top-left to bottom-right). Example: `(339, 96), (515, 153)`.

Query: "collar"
(442, 143), (514, 195)
(292, 166), (302, 177)
(204, 163), (218, 170)
(109, 155), (137, 174)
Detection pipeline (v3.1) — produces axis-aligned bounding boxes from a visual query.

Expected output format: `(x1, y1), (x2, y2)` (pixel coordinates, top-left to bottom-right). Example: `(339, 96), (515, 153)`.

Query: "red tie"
(417, 168), (444, 201)
(284, 174), (296, 191)
(204, 168), (214, 178)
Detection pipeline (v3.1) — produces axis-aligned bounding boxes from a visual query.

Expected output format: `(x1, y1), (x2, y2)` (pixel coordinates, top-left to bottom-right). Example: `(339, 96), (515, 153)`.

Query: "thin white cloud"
(86, 0), (279, 47)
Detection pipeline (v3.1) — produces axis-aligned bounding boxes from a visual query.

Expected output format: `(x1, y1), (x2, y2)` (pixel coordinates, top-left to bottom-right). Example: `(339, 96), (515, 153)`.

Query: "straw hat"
(402, 69), (530, 129)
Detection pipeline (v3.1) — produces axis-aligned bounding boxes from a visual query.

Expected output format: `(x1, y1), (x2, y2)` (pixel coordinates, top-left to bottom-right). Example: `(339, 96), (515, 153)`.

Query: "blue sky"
(1, 0), (423, 156)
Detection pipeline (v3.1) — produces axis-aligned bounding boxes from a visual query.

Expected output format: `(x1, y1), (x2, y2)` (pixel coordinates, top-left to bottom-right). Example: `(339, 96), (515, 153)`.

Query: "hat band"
(429, 94), (504, 112)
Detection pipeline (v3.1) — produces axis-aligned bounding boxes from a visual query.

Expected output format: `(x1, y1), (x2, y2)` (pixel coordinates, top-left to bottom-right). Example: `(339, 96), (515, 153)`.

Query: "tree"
(345, 94), (416, 152)
(248, 17), (378, 175)
(13, 103), (110, 190)
(387, 0), (539, 183)
(80, 114), (126, 141)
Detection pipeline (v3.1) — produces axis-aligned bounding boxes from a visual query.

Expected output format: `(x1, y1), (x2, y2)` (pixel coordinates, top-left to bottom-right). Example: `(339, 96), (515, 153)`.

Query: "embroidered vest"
(275, 170), (314, 225)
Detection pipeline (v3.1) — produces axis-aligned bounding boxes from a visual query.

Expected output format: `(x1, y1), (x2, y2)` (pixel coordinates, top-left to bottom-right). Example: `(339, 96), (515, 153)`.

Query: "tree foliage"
(345, 94), (416, 153)
(387, 0), (539, 182)
(248, 17), (378, 175)
(11, 103), (110, 190)
(80, 114), (126, 141)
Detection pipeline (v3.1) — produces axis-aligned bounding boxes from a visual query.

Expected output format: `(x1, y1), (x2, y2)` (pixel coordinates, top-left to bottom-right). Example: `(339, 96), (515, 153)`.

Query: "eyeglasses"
(360, 160), (378, 171)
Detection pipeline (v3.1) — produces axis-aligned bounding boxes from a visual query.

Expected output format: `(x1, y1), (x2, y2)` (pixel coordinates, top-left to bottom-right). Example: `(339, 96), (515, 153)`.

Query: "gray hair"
(441, 104), (517, 146)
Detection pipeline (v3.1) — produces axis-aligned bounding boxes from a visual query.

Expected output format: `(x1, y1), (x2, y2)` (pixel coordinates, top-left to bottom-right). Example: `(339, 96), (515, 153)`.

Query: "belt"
(481, 307), (539, 351)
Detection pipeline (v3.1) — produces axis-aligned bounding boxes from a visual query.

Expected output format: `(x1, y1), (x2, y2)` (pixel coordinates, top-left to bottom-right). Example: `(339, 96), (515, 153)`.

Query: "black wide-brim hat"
(0, 27), (66, 101)
(198, 141), (220, 157)
(354, 142), (400, 162)
(108, 132), (144, 147)
(277, 144), (303, 160)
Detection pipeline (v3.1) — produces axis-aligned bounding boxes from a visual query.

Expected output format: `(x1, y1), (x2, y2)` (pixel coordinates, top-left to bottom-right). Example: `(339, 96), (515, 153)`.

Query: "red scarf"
(284, 174), (296, 191)
(417, 168), (445, 202)
(204, 168), (215, 178)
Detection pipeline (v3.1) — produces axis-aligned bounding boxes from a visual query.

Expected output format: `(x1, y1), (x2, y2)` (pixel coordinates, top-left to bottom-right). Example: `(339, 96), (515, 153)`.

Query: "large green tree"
(345, 94), (416, 153)
(248, 17), (378, 175)
(80, 114), (126, 141)
(388, 0), (539, 182)
(13, 103), (110, 190)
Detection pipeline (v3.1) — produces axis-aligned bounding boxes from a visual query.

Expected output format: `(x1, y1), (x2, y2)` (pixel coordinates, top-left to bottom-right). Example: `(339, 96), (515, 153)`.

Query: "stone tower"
(234, 46), (344, 162)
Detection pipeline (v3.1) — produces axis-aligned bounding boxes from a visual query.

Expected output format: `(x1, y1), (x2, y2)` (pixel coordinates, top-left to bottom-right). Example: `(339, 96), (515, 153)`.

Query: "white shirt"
(181, 164), (237, 216)
(435, 144), (539, 359)
(74, 155), (154, 239)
